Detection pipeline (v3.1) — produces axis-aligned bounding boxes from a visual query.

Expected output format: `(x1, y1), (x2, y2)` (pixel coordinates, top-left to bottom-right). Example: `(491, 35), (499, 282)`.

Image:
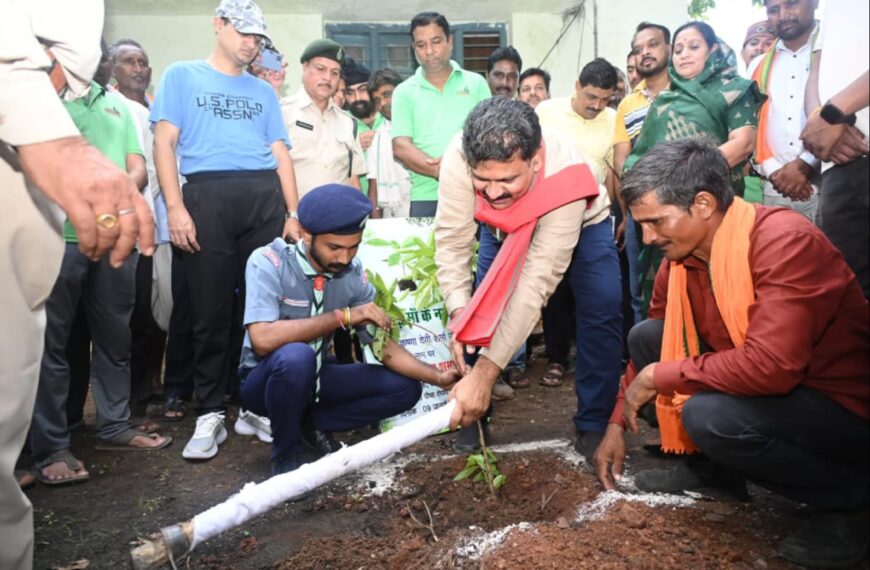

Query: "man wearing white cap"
(151, 0), (301, 460)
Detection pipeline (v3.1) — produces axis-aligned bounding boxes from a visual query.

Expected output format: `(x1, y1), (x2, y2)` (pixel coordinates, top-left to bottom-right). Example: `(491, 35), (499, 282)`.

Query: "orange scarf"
(657, 198), (757, 454)
(449, 151), (599, 347)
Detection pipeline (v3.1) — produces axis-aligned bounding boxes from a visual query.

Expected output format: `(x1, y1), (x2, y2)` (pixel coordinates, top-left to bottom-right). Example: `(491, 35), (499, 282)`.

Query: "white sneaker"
(182, 411), (227, 460)
(234, 409), (273, 443)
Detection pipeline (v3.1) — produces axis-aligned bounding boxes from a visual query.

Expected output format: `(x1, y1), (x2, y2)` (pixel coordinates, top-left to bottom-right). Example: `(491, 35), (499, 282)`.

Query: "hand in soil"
(623, 363), (659, 434)
(449, 357), (499, 429)
(594, 424), (626, 491)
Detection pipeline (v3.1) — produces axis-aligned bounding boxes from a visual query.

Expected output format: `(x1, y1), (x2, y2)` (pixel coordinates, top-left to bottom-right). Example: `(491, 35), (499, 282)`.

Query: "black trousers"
(163, 245), (193, 403)
(181, 170), (284, 414)
(65, 300), (91, 425)
(629, 318), (869, 510)
(820, 156), (869, 298)
(542, 278), (574, 367)
(129, 254), (167, 416)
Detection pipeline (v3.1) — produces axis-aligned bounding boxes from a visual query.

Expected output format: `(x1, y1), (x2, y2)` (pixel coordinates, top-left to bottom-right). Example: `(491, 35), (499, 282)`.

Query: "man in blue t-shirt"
(150, 0), (301, 461)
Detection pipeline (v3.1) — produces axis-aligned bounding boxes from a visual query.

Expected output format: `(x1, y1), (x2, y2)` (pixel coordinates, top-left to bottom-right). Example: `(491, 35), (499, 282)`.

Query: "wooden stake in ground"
(130, 402), (456, 569)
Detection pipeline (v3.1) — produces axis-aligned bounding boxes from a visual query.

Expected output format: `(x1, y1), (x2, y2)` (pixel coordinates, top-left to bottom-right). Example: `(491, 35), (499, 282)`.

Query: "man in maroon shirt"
(594, 138), (869, 569)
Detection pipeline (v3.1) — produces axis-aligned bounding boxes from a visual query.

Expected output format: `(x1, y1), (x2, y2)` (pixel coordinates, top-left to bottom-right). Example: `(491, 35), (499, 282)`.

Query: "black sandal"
(161, 398), (187, 421)
(540, 363), (565, 387)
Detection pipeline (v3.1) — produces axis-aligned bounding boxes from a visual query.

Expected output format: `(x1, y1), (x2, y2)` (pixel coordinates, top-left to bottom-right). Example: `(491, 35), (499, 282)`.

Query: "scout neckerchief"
(657, 197), (757, 454)
(296, 242), (332, 401)
(448, 146), (600, 347)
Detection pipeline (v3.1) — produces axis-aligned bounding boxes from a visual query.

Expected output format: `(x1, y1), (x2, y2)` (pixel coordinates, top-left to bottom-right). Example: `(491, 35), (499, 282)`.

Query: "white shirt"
(365, 119), (411, 218)
(748, 26), (820, 196)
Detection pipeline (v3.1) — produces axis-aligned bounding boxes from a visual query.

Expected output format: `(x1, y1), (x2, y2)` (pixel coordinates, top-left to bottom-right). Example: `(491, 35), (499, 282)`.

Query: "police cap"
(300, 38), (345, 64)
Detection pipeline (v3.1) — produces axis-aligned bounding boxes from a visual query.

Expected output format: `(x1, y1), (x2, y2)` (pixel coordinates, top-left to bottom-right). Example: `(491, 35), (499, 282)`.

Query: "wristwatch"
(286, 211), (298, 220)
(820, 102), (857, 126)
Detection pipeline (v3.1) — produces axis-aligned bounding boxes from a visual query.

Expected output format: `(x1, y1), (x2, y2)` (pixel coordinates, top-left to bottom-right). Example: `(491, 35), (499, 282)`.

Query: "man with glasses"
(151, 0), (301, 461)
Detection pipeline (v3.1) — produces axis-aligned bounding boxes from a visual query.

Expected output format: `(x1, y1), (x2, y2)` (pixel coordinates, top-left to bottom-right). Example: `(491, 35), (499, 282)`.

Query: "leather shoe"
(573, 430), (605, 463)
(454, 421), (490, 453)
(271, 452), (304, 476)
(491, 378), (515, 401)
(300, 420), (342, 457)
(778, 508), (869, 568)
(270, 453), (310, 501)
(634, 458), (750, 502)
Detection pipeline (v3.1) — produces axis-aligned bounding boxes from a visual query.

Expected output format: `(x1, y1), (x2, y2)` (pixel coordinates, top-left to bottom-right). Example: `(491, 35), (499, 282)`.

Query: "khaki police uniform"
(0, 2), (104, 567)
(282, 88), (367, 198)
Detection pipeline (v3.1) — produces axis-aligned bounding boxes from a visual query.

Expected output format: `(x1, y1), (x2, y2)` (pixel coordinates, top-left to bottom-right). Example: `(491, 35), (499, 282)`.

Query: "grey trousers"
(30, 243), (138, 460)
(763, 188), (819, 224)
(0, 152), (64, 570)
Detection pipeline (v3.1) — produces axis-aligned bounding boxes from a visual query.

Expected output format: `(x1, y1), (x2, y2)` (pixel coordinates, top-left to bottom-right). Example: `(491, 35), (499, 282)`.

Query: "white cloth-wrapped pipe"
(191, 400), (456, 548)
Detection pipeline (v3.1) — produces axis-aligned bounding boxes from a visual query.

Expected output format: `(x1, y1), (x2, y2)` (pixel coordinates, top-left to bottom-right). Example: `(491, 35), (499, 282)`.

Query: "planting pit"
(29, 357), (825, 569)
(277, 449), (597, 569)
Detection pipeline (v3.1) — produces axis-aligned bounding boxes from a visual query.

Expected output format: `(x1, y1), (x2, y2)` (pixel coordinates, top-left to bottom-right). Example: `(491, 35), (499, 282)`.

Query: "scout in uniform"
(239, 184), (459, 475)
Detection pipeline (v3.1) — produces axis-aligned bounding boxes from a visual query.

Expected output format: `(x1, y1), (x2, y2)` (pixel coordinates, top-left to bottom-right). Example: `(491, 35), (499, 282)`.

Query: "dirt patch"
(26, 354), (856, 569)
(277, 451), (598, 569)
(483, 499), (801, 570)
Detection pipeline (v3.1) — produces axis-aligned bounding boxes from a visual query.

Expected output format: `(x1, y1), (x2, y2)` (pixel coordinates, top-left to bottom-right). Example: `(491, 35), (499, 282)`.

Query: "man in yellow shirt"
(534, 58), (619, 390)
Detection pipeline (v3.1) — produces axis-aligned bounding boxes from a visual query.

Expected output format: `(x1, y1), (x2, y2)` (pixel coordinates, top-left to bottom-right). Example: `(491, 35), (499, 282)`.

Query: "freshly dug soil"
(27, 355), (856, 569)
(277, 451), (598, 569)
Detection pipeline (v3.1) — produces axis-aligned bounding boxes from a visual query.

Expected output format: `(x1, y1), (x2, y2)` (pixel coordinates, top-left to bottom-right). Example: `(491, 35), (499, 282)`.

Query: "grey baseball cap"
(215, 0), (272, 43)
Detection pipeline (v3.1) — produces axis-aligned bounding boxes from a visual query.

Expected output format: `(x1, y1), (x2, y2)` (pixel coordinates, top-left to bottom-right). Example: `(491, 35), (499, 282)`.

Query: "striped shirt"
(614, 80), (655, 148)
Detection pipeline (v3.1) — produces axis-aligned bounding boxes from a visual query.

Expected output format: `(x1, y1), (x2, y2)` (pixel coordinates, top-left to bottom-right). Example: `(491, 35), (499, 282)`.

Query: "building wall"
(512, 3), (685, 97)
(105, 1), (685, 99)
(104, 13), (323, 97)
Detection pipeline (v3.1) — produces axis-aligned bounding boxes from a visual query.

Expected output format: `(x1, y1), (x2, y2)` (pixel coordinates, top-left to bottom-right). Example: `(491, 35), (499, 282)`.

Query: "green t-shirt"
(61, 83), (144, 242)
(391, 60), (490, 202)
(356, 113), (385, 196)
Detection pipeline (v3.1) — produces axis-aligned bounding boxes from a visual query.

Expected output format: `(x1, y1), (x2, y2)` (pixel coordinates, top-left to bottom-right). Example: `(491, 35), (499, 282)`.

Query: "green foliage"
(688, 0), (763, 19)
(368, 234), (444, 324)
(364, 269), (407, 361)
(687, 0), (716, 18)
(453, 448), (506, 493)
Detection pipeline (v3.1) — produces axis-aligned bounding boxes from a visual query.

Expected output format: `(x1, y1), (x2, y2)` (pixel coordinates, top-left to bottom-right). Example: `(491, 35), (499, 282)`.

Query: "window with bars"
(326, 23), (506, 79)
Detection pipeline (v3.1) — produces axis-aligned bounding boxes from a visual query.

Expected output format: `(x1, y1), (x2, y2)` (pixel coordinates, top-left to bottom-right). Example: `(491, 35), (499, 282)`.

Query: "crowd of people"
(2, 0), (868, 568)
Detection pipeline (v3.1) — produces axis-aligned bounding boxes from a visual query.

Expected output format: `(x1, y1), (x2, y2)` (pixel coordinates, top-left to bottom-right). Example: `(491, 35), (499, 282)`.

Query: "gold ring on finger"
(118, 208), (135, 216)
(96, 213), (119, 229)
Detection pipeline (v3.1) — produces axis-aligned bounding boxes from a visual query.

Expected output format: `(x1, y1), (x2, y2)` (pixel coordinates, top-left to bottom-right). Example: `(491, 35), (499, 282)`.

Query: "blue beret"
(298, 184), (373, 235)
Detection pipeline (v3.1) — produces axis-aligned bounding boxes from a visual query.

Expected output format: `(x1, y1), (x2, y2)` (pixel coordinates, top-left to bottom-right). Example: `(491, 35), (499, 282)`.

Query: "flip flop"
(33, 450), (90, 487)
(16, 469), (35, 490)
(540, 363), (565, 387)
(94, 429), (173, 452)
(133, 417), (161, 434)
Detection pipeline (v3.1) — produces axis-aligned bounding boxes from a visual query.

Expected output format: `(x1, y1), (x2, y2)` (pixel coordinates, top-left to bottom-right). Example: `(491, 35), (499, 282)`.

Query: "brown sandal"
(505, 367), (530, 389)
(540, 363), (565, 387)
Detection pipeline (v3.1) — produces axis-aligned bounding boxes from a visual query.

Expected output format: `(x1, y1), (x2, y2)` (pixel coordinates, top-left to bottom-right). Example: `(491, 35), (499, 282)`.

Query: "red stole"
(449, 149), (600, 347)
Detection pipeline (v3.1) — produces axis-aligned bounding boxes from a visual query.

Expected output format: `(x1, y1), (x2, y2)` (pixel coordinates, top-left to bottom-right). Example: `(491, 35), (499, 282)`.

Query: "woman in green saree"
(625, 21), (765, 311)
